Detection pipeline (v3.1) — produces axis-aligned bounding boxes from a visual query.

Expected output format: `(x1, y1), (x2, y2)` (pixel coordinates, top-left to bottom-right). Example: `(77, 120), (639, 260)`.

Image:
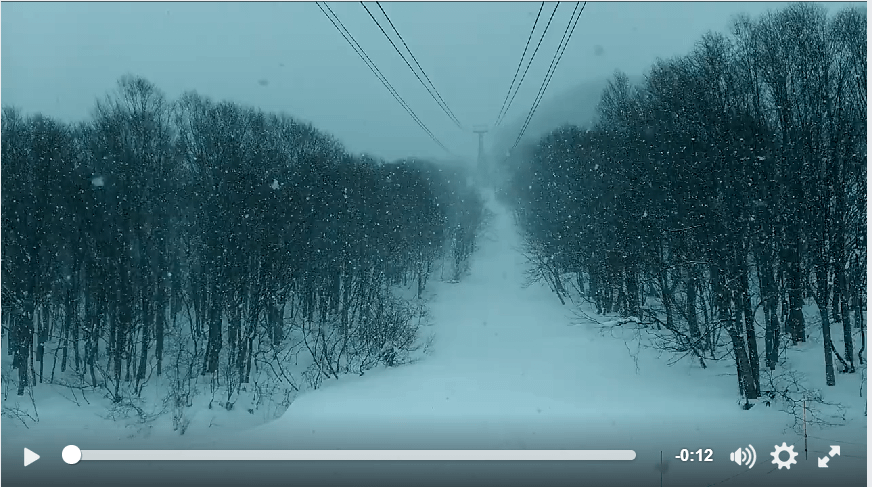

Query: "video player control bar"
(62, 446), (635, 463)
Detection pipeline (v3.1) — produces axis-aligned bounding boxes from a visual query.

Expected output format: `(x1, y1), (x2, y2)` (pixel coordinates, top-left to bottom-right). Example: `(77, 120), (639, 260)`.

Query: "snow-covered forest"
(502, 3), (866, 407)
(2, 81), (488, 430)
(0, 4), (866, 482)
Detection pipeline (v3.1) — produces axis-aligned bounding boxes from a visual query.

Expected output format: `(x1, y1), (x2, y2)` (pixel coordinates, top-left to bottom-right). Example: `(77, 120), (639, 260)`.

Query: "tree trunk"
(839, 273), (855, 373)
(14, 305), (35, 395)
(112, 255), (133, 403)
(854, 268), (865, 365)
(63, 287), (76, 373)
(814, 234), (837, 386)
(271, 300), (284, 347)
(626, 264), (640, 317)
(834, 251), (854, 373)
(136, 278), (151, 392)
(738, 255), (760, 395)
(818, 301), (837, 386)
(116, 262), (132, 403)
(589, 271), (602, 314)
(713, 263), (757, 400)
(204, 277), (222, 375)
(37, 304), (50, 383)
(786, 245), (806, 343)
(228, 300), (241, 371)
(240, 290), (258, 384)
(686, 268), (702, 348)
(155, 269), (167, 377)
(73, 282), (82, 372)
(659, 266), (674, 332)
(758, 256), (781, 370)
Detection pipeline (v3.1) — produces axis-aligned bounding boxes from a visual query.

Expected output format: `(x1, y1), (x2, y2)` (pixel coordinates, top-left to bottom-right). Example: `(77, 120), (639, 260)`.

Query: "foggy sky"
(1, 2), (863, 163)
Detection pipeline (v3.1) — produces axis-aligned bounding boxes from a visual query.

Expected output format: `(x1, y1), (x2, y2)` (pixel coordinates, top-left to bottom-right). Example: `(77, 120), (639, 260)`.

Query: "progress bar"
(62, 446), (635, 463)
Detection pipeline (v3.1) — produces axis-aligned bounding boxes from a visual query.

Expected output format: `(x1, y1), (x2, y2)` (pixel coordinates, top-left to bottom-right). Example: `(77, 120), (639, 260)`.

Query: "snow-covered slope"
(4, 191), (864, 487)
(220, 191), (865, 486)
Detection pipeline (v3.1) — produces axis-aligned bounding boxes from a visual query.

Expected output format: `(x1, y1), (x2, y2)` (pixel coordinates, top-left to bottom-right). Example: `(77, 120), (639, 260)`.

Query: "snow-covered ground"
(205, 191), (867, 485)
(3, 191), (866, 486)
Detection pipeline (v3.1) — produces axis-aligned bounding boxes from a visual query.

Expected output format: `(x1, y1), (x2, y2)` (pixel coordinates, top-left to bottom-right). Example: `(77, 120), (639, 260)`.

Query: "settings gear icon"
(771, 442), (799, 469)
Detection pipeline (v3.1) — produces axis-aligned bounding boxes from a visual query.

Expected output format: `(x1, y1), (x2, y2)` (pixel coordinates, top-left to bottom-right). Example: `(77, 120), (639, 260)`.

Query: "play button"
(24, 448), (40, 467)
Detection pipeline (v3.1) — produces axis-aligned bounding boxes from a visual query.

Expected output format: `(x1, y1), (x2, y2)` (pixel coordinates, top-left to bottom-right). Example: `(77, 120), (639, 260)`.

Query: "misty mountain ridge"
(490, 75), (644, 157)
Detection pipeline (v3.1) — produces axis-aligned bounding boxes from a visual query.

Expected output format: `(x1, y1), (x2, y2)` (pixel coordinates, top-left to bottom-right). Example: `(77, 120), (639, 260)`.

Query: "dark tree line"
(2, 76), (486, 421)
(504, 4), (865, 403)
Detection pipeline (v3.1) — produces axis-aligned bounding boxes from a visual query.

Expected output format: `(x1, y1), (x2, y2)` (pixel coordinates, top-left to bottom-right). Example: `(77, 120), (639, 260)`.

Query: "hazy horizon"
(2, 2), (863, 162)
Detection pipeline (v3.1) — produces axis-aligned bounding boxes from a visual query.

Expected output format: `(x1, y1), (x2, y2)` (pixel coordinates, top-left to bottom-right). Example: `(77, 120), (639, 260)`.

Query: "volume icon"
(730, 445), (756, 469)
